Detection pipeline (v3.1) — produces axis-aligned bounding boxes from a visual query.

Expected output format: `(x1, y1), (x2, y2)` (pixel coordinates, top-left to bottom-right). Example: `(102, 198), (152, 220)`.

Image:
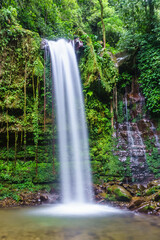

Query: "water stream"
(0, 208), (160, 240)
(124, 96), (150, 181)
(48, 39), (92, 204)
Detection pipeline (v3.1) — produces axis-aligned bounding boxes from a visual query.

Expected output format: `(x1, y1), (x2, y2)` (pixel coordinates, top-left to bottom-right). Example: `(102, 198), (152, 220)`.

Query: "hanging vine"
(23, 62), (27, 161)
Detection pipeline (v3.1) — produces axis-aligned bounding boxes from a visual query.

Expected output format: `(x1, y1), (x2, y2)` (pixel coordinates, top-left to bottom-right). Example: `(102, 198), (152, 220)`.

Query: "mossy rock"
(154, 191), (160, 202)
(110, 185), (132, 202)
(147, 180), (160, 188)
(137, 202), (157, 214)
(145, 186), (160, 196)
(99, 192), (107, 198)
(105, 193), (117, 201)
(129, 197), (145, 210)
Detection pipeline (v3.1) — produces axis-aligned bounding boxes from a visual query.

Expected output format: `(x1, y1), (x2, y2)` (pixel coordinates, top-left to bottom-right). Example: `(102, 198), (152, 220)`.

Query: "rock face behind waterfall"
(115, 76), (159, 183)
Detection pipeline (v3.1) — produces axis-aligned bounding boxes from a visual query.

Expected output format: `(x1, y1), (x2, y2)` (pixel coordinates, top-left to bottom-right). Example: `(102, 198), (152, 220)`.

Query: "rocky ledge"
(94, 179), (160, 215)
(1, 180), (160, 215)
(0, 191), (60, 208)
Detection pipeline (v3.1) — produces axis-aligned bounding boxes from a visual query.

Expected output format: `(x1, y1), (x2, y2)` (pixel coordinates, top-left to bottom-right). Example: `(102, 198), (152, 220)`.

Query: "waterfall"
(125, 97), (134, 147)
(47, 39), (93, 204)
(124, 96), (150, 182)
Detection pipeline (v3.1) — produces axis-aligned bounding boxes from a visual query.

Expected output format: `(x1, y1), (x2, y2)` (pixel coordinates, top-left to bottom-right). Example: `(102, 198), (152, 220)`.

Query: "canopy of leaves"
(1, 0), (82, 38)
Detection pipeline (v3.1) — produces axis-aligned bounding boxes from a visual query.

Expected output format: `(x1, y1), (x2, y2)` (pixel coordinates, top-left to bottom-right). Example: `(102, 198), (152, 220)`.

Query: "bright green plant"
(137, 42), (160, 114)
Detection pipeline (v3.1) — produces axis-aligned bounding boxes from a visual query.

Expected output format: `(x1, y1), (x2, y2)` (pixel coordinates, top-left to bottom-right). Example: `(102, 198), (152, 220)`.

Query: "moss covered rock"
(110, 185), (132, 202)
(137, 202), (157, 214)
(147, 179), (160, 188)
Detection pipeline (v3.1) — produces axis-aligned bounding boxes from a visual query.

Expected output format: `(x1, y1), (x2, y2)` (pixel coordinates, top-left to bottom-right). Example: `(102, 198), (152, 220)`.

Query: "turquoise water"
(0, 205), (160, 240)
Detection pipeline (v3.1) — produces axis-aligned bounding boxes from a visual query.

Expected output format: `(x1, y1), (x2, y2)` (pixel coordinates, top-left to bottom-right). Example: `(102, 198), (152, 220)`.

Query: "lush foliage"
(1, 0), (81, 38)
(0, 0), (160, 200)
(84, 89), (127, 183)
(137, 41), (160, 114)
(79, 33), (118, 92)
(145, 138), (160, 178)
(0, 7), (57, 199)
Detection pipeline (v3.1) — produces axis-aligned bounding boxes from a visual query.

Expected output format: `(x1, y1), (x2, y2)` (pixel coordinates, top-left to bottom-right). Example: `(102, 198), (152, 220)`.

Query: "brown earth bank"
(0, 179), (160, 215)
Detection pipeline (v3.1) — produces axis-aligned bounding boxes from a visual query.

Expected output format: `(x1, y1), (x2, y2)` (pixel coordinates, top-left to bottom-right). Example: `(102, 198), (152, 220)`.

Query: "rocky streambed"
(0, 179), (160, 215)
(0, 191), (60, 208)
(94, 179), (160, 215)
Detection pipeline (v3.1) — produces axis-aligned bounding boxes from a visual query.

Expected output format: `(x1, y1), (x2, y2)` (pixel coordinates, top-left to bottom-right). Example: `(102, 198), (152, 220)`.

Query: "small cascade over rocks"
(47, 39), (93, 204)
(116, 77), (156, 183)
(124, 95), (151, 182)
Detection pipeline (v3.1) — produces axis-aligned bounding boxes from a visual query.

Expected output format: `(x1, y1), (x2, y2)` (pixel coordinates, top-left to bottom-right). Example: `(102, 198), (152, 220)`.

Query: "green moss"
(145, 186), (160, 196)
(0, 16), (58, 195)
(111, 185), (132, 201)
(145, 145), (160, 179)
(105, 194), (116, 201)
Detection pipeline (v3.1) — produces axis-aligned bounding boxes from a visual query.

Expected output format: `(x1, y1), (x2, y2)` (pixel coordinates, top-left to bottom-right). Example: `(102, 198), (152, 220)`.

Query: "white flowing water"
(124, 96), (152, 182)
(48, 39), (92, 204)
(125, 97), (134, 147)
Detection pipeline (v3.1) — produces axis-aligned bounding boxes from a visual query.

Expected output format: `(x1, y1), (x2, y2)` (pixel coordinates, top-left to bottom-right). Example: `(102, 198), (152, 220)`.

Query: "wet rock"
(136, 202), (157, 214)
(94, 180), (160, 215)
(145, 186), (160, 196)
(99, 192), (107, 198)
(120, 131), (128, 141)
(114, 49), (137, 69)
(147, 191), (160, 202)
(110, 185), (132, 202)
(154, 191), (160, 201)
(0, 198), (18, 208)
(47, 193), (60, 203)
(40, 194), (48, 202)
(147, 179), (160, 188)
(93, 184), (104, 194)
(19, 192), (41, 206)
(129, 197), (145, 210)
(123, 184), (139, 195)
(137, 184), (146, 191)
(137, 120), (150, 132)
(41, 39), (48, 49)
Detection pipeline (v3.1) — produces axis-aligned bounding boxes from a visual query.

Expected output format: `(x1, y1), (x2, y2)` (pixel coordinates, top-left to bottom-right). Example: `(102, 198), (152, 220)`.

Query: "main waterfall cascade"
(35, 38), (120, 216)
(47, 39), (93, 204)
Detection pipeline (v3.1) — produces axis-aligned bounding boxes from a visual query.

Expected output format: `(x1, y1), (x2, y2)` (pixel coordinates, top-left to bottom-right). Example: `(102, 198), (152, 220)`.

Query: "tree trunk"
(110, 100), (114, 128)
(98, 0), (106, 48)
(35, 79), (39, 176)
(148, 0), (155, 31)
(115, 85), (118, 115)
(6, 110), (9, 163)
(24, 63), (27, 161)
(15, 131), (18, 166)
(44, 50), (46, 132)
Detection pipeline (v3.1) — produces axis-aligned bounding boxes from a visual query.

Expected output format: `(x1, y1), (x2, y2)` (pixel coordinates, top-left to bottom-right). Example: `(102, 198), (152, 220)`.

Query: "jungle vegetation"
(0, 0), (160, 200)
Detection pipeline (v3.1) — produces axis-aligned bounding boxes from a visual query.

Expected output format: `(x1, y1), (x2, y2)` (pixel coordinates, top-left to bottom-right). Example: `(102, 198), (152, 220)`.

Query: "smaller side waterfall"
(125, 97), (147, 181)
(121, 95), (153, 182)
(47, 39), (93, 204)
